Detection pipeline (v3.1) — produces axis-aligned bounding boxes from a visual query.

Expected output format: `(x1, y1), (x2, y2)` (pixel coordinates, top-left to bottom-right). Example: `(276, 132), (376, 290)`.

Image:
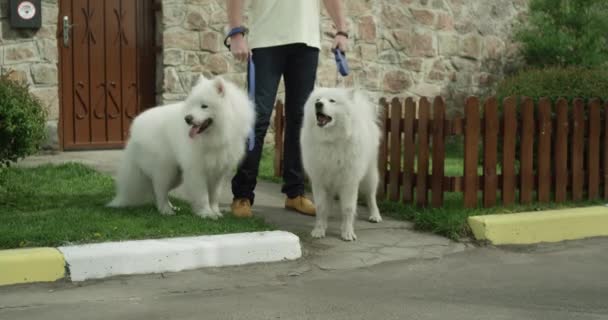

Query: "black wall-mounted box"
(9, 0), (41, 29)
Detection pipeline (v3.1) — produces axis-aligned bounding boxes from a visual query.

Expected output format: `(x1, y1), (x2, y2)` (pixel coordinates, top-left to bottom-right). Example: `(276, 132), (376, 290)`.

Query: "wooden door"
(58, 0), (156, 150)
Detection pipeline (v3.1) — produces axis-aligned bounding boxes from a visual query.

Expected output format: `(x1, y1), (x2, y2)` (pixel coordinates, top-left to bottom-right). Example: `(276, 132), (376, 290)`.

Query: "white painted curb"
(58, 231), (301, 282)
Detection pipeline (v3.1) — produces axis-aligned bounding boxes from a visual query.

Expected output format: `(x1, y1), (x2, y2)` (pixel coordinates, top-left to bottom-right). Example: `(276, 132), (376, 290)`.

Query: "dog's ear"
(193, 74), (209, 88)
(213, 77), (225, 97)
(197, 74), (208, 84)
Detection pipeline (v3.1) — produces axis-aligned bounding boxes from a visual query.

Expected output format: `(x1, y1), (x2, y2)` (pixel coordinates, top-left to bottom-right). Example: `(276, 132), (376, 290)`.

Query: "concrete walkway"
(17, 150), (468, 271)
(1, 238), (606, 320)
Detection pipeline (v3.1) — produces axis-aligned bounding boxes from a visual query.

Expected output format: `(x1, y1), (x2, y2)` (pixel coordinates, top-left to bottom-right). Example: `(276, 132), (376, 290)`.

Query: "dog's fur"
(107, 75), (255, 219)
(300, 87), (382, 241)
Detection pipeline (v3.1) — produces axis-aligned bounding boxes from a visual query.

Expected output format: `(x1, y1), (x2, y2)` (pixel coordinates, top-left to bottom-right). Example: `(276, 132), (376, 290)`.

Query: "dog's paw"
(106, 198), (123, 208)
(196, 209), (221, 220)
(168, 201), (181, 212)
(211, 205), (221, 216)
(368, 214), (382, 223)
(341, 229), (357, 241)
(159, 207), (176, 216)
(311, 227), (326, 239)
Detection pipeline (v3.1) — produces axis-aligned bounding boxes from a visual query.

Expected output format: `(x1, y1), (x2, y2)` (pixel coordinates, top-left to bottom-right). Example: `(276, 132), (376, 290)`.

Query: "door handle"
(63, 16), (73, 47)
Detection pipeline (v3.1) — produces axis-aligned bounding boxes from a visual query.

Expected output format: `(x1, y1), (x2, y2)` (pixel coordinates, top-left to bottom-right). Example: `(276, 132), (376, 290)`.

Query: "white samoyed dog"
(107, 75), (255, 219)
(300, 87), (383, 241)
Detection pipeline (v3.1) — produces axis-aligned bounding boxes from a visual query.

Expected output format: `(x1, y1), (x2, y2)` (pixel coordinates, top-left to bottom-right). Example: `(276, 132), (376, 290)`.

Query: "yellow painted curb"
(468, 206), (608, 245)
(0, 248), (65, 286)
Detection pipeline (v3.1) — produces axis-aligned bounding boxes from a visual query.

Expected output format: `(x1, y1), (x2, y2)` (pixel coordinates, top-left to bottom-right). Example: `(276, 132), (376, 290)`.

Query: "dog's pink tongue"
(188, 125), (200, 139)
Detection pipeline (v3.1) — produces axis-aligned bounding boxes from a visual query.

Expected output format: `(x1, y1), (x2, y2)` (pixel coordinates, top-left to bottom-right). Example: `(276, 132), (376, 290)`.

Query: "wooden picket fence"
(273, 96), (608, 208)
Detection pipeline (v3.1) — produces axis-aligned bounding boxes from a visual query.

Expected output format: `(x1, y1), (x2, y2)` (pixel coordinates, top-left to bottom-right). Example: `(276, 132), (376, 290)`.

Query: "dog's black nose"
(184, 115), (193, 125)
(315, 101), (323, 112)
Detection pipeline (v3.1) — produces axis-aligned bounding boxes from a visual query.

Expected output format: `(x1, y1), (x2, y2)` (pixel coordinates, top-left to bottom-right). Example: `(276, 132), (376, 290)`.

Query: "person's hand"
(332, 33), (348, 53)
(230, 33), (251, 62)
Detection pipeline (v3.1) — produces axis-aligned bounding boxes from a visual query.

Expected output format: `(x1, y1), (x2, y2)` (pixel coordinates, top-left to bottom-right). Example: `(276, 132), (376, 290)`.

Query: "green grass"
(0, 163), (272, 249)
(259, 140), (604, 241)
(378, 193), (604, 240)
(259, 147), (282, 183)
(402, 138), (603, 240)
(438, 137), (467, 176)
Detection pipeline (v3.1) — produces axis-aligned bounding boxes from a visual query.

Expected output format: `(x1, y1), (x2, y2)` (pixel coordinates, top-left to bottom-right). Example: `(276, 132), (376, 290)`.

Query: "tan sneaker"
(231, 198), (252, 218)
(285, 195), (316, 216)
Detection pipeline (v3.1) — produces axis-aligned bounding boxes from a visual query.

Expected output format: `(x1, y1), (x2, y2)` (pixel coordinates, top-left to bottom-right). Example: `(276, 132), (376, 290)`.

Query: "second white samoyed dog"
(107, 75), (255, 219)
(300, 87), (383, 241)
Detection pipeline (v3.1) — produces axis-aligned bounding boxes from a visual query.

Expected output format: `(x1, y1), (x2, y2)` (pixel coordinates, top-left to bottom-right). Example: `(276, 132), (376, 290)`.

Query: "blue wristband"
(224, 26), (249, 49)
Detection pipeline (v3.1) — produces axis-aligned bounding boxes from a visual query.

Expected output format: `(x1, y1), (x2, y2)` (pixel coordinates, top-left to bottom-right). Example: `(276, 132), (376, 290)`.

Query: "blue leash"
(224, 27), (255, 151)
(247, 58), (255, 151)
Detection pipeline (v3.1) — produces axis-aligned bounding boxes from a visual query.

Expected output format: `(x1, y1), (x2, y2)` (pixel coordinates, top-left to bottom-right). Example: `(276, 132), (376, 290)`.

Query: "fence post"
(388, 98), (402, 201)
(464, 97), (480, 208)
(588, 99), (601, 200)
(483, 97), (499, 207)
(537, 97), (553, 203)
(572, 98), (585, 201)
(555, 98), (569, 202)
(502, 97), (517, 206)
(520, 97), (535, 204)
(431, 97), (446, 208)
(604, 100), (608, 199)
(416, 97), (430, 207)
(402, 97), (416, 204)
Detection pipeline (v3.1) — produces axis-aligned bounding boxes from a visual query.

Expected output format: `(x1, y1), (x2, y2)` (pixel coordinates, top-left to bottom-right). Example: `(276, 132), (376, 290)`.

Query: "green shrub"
(488, 66), (607, 169)
(496, 66), (608, 103)
(0, 73), (47, 167)
(516, 0), (608, 68)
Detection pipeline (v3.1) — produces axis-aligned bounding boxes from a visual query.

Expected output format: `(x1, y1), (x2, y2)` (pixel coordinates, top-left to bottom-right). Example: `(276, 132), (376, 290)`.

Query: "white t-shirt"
(247, 0), (321, 50)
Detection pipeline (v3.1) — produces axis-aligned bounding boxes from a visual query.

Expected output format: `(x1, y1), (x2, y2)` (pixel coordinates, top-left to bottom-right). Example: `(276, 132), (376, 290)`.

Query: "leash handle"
(247, 57), (255, 151)
(334, 49), (349, 77)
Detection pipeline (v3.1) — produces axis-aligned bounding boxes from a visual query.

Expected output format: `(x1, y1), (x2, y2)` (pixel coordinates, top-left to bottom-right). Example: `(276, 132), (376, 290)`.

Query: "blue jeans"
(231, 43), (319, 204)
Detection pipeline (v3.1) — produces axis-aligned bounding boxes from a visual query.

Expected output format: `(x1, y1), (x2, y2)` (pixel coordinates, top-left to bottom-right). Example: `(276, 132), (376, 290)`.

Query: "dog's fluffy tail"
(106, 153), (153, 208)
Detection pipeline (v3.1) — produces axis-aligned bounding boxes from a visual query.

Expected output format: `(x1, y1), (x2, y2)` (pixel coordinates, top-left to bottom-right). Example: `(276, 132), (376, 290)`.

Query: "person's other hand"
(332, 34), (348, 53)
(230, 34), (251, 62)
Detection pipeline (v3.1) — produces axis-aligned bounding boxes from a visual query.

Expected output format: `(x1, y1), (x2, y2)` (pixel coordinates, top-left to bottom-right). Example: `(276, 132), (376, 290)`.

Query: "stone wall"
(159, 0), (529, 118)
(0, 0), (59, 147)
(159, 0), (243, 104)
(337, 0), (528, 115)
